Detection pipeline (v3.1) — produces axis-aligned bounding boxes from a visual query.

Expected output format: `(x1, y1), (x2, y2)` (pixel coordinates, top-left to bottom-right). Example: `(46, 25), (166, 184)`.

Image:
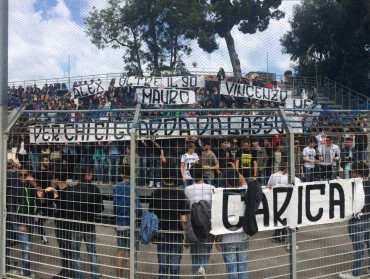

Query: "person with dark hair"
(214, 138), (232, 188)
(302, 138), (318, 182)
(34, 154), (53, 245)
(113, 165), (142, 278)
(263, 137), (273, 179)
(215, 167), (249, 279)
(70, 167), (104, 279)
(45, 169), (75, 279)
(340, 137), (358, 179)
(235, 139), (257, 182)
(251, 138), (268, 186)
(267, 161), (301, 247)
(339, 162), (370, 279)
(149, 161), (188, 278)
(7, 163), (44, 277)
(184, 163), (215, 277)
(200, 141), (219, 186)
(317, 135), (340, 180)
(181, 142), (199, 187)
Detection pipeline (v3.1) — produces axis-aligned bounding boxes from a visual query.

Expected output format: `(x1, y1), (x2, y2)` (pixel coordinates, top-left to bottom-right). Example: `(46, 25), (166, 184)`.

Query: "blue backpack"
(140, 211), (159, 245)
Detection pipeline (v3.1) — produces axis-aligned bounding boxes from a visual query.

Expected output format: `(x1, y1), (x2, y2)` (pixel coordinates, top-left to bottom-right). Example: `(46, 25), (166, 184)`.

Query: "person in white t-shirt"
(318, 135), (340, 180)
(181, 142), (199, 187)
(302, 138), (318, 182)
(267, 161), (301, 246)
(185, 163), (215, 277)
(267, 161), (301, 188)
(215, 168), (249, 279)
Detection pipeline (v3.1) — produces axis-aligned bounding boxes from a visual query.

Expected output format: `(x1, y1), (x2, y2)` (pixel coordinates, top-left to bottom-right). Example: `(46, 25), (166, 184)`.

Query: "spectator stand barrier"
(3, 106), (370, 279)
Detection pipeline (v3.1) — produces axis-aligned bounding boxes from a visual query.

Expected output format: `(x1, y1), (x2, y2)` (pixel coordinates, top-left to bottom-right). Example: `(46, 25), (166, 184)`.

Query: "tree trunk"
(131, 28), (143, 76)
(149, 15), (159, 70)
(224, 29), (241, 80)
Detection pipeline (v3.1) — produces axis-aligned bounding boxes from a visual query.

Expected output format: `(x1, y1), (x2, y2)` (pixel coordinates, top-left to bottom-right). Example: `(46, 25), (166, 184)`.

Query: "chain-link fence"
(3, 104), (370, 279)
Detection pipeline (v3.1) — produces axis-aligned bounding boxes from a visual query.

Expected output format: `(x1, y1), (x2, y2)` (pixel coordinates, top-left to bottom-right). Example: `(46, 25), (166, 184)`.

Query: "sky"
(8, 0), (301, 84)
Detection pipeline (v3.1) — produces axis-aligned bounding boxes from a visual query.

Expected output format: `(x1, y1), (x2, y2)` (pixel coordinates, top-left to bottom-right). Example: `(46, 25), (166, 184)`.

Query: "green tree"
(206, 0), (285, 79)
(84, 0), (145, 75)
(281, 0), (370, 95)
(84, 0), (216, 75)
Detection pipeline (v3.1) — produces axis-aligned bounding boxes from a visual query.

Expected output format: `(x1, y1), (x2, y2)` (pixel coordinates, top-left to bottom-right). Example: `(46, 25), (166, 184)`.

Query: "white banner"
(211, 179), (358, 235)
(29, 115), (304, 143)
(136, 88), (196, 105)
(285, 99), (321, 110)
(71, 76), (205, 99)
(220, 81), (292, 102)
(119, 75), (205, 88)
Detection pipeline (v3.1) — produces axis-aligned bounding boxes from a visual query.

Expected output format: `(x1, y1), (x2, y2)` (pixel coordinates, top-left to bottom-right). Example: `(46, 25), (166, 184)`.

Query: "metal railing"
(322, 78), (369, 109)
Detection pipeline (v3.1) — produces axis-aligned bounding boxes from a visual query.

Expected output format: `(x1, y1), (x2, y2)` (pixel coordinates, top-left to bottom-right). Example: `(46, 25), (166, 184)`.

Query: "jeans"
(94, 157), (104, 182)
(258, 169), (266, 186)
(55, 226), (73, 270)
(139, 157), (148, 184)
(157, 243), (183, 278)
(332, 165), (338, 179)
(190, 235), (214, 277)
(71, 230), (100, 279)
(348, 218), (370, 277)
(14, 223), (34, 277)
(304, 167), (314, 182)
(148, 156), (161, 183)
(344, 169), (352, 179)
(109, 154), (121, 183)
(29, 151), (40, 172)
(222, 241), (249, 279)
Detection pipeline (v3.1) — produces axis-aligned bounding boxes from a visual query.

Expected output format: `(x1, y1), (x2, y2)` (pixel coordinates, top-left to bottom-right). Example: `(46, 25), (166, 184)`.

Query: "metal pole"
(266, 52), (269, 78)
(278, 107), (297, 279)
(129, 104), (141, 279)
(0, 0), (8, 277)
(68, 55), (71, 89)
(315, 60), (319, 93)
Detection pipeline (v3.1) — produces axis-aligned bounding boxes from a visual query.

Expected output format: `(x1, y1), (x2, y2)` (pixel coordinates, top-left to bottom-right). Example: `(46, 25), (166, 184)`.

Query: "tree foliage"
(84, 0), (216, 75)
(205, 0), (285, 79)
(281, 0), (370, 95)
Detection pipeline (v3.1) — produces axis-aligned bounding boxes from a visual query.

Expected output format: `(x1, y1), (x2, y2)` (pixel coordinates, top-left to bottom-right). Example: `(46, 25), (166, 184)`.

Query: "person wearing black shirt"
(339, 162), (370, 279)
(69, 167), (104, 279)
(149, 161), (188, 278)
(46, 171), (75, 279)
(8, 164), (43, 277)
(34, 155), (52, 244)
(214, 138), (232, 187)
(235, 139), (258, 181)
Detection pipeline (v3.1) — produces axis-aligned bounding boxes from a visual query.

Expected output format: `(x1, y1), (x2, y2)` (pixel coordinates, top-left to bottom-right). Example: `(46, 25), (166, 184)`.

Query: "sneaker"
(41, 236), (49, 245)
(52, 269), (70, 279)
(7, 269), (22, 275)
(338, 272), (356, 279)
(148, 181), (154, 188)
(156, 182), (161, 188)
(286, 244), (299, 251)
(196, 266), (205, 278)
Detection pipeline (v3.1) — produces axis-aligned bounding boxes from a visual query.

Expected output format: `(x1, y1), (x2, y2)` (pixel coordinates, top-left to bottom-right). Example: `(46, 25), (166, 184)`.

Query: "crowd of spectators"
(5, 72), (370, 278)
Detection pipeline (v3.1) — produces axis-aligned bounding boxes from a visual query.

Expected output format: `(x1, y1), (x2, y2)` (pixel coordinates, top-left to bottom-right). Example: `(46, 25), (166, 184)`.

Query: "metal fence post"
(278, 107), (297, 279)
(0, 0), (8, 277)
(129, 104), (141, 279)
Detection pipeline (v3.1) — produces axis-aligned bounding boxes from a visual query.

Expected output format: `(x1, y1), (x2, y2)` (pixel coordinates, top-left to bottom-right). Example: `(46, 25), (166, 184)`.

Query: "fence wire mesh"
(4, 1), (370, 278)
(4, 104), (370, 278)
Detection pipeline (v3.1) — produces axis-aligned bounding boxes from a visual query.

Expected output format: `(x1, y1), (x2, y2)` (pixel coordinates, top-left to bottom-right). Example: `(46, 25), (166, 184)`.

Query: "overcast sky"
(9, 0), (301, 84)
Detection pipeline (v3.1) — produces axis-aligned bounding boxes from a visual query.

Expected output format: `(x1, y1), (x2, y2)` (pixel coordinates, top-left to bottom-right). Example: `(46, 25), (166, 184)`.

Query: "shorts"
(117, 229), (139, 251)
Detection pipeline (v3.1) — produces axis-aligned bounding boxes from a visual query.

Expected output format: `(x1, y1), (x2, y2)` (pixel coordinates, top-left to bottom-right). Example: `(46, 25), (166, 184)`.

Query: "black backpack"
(186, 200), (212, 243)
(242, 180), (263, 236)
